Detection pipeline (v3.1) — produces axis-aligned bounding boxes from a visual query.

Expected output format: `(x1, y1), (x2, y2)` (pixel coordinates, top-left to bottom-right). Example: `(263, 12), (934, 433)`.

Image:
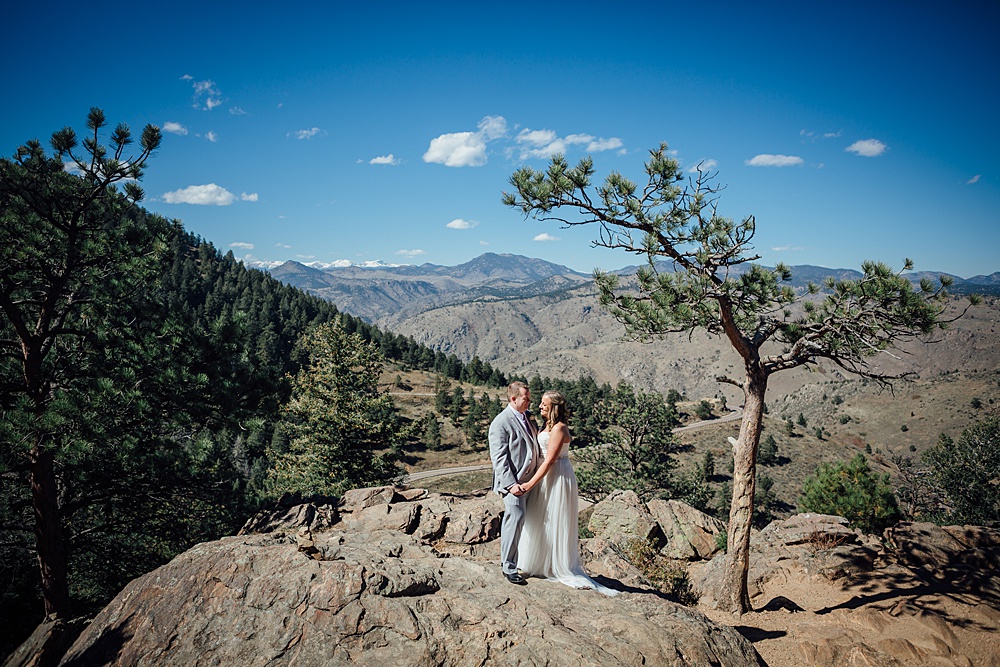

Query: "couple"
(488, 381), (618, 596)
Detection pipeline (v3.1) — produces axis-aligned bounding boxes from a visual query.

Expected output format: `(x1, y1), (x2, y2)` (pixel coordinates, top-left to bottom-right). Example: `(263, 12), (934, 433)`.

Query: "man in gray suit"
(488, 381), (540, 585)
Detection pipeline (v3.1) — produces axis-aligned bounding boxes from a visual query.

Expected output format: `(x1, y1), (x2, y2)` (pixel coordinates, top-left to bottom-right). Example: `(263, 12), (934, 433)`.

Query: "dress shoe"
(505, 572), (527, 585)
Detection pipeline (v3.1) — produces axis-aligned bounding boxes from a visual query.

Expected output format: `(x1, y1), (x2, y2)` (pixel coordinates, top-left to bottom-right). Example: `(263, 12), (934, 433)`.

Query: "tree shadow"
(61, 615), (133, 667)
(814, 524), (1000, 633)
(734, 625), (787, 642)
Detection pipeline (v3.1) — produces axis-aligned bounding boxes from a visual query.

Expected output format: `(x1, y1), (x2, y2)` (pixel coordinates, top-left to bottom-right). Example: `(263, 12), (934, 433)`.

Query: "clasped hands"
(509, 483), (528, 496)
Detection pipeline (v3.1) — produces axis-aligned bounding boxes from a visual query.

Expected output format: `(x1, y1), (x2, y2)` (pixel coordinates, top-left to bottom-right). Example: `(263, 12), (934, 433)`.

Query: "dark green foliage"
(758, 434), (779, 466)
(266, 320), (402, 497)
(797, 413), (807, 427)
(922, 419), (1000, 527)
(575, 383), (680, 501)
(700, 450), (716, 481)
(423, 414), (444, 451)
(1, 109), (462, 652)
(799, 454), (901, 534)
(753, 475), (777, 529)
(695, 400), (714, 421)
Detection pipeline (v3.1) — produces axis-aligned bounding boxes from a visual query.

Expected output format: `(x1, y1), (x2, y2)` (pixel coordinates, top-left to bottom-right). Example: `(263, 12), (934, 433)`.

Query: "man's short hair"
(507, 381), (528, 400)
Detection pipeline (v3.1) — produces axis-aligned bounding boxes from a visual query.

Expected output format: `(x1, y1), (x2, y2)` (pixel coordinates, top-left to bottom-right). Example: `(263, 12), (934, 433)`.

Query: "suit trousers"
(500, 490), (528, 575)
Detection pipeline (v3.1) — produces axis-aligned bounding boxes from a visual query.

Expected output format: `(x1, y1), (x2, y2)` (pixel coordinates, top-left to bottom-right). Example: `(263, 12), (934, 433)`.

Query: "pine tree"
(799, 454), (900, 534)
(267, 320), (402, 497)
(575, 383), (680, 501)
(0, 109), (162, 620)
(504, 142), (976, 613)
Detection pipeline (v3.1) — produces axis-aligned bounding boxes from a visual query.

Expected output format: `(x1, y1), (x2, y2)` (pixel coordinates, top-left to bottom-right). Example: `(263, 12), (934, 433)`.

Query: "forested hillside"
(0, 216), (514, 656)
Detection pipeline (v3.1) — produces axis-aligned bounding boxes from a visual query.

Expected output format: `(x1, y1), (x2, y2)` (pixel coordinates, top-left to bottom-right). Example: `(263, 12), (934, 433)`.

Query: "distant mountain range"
(257, 252), (999, 400)
(259, 253), (999, 321)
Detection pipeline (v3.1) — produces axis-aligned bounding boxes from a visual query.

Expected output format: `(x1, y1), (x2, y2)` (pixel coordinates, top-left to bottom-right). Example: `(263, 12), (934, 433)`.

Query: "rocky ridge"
(54, 488), (761, 667)
(15, 487), (997, 666)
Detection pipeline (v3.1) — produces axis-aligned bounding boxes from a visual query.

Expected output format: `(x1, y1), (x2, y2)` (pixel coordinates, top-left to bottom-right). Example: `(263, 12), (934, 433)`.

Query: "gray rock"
(647, 499), (725, 560)
(60, 487), (763, 666)
(587, 490), (667, 549)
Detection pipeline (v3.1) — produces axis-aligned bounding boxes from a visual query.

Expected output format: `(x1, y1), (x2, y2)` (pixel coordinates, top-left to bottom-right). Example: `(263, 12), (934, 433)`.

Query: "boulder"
(588, 492), (725, 561)
(587, 490), (667, 549)
(647, 499), (725, 560)
(59, 487), (763, 666)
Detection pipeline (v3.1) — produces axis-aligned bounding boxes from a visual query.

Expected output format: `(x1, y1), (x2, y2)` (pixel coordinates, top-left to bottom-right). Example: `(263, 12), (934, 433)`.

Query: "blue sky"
(4, 1), (998, 277)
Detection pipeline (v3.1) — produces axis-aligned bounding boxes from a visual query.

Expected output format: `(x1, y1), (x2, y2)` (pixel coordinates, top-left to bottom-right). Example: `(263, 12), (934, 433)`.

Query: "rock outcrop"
(693, 515), (1000, 667)
(587, 490), (726, 561)
(59, 487), (762, 666)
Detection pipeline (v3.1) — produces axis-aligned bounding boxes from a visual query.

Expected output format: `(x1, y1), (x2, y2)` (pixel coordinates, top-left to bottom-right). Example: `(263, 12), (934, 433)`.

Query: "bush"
(714, 530), (728, 553)
(923, 418), (1000, 527)
(620, 538), (699, 606)
(799, 454), (901, 534)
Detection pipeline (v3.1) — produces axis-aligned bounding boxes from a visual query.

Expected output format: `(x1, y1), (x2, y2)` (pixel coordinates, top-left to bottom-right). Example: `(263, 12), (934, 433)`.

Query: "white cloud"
(771, 245), (804, 252)
(424, 131), (487, 167)
(162, 183), (237, 206)
(687, 159), (718, 173)
(479, 240), (490, 246)
(230, 242), (254, 250)
(446, 218), (478, 229)
(395, 249), (426, 257)
(534, 233), (560, 242)
(745, 154), (804, 167)
(162, 121), (187, 135)
(587, 137), (623, 152)
(295, 127), (322, 140)
(230, 107), (247, 116)
(240, 192), (258, 201)
(205, 131), (218, 143)
(967, 174), (981, 184)
(845, 139), (887, 157)
(478, 115), (508, 140)
(63, 161), (83, 175)
(276, 243), (291, 248)
(370, 154), (400, 165)
(422, 115), (509, 167)
(515, 128), (623, 160)
(191, 79), (223, 111)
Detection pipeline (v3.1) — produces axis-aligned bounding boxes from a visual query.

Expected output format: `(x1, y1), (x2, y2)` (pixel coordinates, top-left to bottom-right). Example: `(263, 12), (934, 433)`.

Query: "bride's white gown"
(517, 431), (619, 596)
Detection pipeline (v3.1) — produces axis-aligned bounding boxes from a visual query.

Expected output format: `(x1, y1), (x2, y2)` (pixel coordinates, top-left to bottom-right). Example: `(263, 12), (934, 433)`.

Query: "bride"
(516, 390), (619, 596)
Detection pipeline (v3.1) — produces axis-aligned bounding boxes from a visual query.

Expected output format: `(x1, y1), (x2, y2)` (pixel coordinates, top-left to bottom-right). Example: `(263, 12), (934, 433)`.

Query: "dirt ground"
(692, 557), (1000, 667)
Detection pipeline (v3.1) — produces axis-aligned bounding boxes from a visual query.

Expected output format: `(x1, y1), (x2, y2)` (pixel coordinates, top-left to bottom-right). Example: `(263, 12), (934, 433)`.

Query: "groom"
(488, 381), (540, 585)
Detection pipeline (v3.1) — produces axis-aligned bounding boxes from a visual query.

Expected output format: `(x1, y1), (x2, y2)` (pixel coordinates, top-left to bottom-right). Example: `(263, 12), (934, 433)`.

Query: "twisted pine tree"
(503, 143), (978, 614)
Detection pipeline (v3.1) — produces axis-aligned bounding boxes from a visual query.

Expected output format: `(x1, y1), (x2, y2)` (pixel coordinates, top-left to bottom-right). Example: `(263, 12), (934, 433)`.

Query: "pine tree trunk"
(30, 444), (70, 618)
(717, 367), (767, 614)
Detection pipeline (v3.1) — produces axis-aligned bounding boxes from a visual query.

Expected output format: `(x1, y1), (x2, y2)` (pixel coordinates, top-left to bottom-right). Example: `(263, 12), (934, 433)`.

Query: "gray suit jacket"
(488, 406), (539, 494)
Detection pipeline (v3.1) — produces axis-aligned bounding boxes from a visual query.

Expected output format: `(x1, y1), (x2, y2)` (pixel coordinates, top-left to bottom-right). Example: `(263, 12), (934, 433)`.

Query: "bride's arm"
(522, 424), (569, 492)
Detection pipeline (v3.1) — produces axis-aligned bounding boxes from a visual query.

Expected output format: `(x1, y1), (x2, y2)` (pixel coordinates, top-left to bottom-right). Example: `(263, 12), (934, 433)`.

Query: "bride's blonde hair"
(543, 390), (568, 429)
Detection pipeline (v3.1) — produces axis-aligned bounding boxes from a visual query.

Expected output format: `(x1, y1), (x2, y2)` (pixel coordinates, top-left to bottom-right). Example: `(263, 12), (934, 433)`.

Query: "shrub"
(620, 538), (700, 606)
(923, 419), (1000, 527)
(799, 454), (901, 534)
